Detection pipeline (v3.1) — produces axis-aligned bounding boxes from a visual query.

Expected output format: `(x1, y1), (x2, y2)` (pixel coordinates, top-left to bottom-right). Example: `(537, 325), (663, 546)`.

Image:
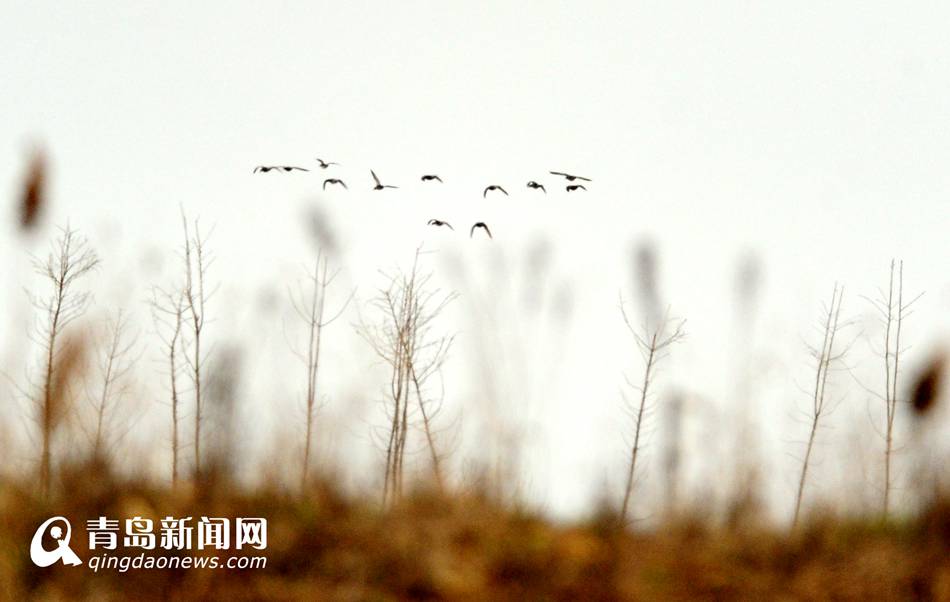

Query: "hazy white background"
(2, 1), (949, 519)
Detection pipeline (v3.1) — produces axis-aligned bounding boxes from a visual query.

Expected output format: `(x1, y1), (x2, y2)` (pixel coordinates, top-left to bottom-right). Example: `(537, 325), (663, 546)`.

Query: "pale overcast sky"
(2, 2), (949, 519)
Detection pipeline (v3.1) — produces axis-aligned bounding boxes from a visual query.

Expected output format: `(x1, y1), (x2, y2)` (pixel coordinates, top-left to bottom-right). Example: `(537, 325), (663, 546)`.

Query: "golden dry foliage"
(0, 463), (948, 601)
(46, 333), (88, 427)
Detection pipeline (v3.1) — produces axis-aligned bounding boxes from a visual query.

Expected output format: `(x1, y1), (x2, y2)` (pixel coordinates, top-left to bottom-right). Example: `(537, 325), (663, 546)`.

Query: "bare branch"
(792, 283), (847, 528)
(618, 295), (685, 524)
(27, 225), (99, 496)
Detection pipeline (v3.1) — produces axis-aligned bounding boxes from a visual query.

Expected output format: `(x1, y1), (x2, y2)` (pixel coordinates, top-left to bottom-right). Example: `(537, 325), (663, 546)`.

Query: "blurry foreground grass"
(0, 461), (948, 600)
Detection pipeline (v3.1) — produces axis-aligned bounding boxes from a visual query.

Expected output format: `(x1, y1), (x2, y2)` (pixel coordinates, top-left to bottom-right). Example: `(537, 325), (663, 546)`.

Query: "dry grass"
(0, 462), (947, 600)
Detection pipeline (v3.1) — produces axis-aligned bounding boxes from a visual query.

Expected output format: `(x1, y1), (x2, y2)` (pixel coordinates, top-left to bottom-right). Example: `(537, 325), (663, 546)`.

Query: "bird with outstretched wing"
(470, 222), (493, 239)
(550, 171), (591, 182)
(254, 165), (308, 173)
(527, 181), (546, 193)
(483, 185), (508, 198)
(371, 169), (398, 190)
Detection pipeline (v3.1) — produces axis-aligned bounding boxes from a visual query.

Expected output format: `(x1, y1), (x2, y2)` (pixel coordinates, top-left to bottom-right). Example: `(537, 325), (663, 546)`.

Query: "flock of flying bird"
(253, 158), (593, 239)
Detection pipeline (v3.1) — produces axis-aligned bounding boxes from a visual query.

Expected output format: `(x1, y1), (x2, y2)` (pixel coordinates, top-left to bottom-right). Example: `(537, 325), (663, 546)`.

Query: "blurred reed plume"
(303, 204), (340, 257)
(521, 238), (552, 312)
(723, 251), (767, 530)
(907, 350), (947, 514)
(911, 350), (945, 417)
(45, 332), (88, 442)
(204, 345), (244, 483)
(632, 240), (661, 328)
(733, 250), (762, 320)
(662, 391), (685, 514)
(18, 149), (46, 231)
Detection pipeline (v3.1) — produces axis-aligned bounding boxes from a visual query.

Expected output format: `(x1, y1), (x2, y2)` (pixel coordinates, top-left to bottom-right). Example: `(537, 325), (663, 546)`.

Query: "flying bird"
(315, 158), (339, 169)
(526, 181), (546, 193)
(550, 171), (591, 182)
(254, 165), (309, 173)
(421, 174), (443, 183)
(323, 178), (347, 190)
(371, 170), (398, 190)
(483, 185), (508, 198)
(566, 184), (587, 192)
(427, 219), (454, 230)
(470, 222), (493, 239)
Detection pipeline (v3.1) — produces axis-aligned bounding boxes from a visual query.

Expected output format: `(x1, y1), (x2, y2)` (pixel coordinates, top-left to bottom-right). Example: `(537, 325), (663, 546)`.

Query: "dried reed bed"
(0, 462), (947, 600)
(4, 152), (950, 600)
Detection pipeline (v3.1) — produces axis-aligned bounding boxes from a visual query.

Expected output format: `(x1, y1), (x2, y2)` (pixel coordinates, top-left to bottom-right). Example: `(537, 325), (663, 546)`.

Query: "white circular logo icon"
(30, 516), (82, 567)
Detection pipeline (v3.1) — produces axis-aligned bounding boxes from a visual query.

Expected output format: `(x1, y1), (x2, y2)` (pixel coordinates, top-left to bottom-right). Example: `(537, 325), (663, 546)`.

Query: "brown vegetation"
(0, 462), (948, 600)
